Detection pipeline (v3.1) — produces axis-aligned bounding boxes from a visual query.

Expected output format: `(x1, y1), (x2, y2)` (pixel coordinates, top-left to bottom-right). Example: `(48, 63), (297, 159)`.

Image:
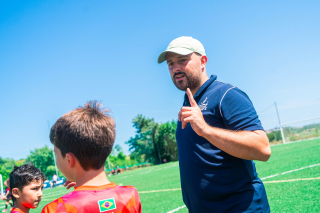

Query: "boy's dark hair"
(50, 101), (116, 171)
(9, 163), (45, 201)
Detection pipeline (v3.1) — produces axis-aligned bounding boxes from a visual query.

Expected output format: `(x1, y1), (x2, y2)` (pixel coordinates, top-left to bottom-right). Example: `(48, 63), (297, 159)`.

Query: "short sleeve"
(41, 202), (58, 213)
(220, 87), (264, 131)
(135, 189), (142, 213)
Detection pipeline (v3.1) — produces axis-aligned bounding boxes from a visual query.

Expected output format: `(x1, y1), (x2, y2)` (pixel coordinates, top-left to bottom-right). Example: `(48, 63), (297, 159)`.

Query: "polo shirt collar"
(184, 75), (217, 105)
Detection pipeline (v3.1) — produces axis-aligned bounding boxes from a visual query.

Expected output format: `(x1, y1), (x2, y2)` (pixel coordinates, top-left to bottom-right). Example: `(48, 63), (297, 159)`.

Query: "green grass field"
(1, 138), (319, 213)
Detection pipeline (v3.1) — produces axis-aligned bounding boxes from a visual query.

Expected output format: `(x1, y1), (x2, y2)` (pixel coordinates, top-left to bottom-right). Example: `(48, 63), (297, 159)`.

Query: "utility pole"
(0, 174), (3, 197)
(274, 102), (285, 144)
(107, 156), (111, 170)
(47, 121), (59, 177)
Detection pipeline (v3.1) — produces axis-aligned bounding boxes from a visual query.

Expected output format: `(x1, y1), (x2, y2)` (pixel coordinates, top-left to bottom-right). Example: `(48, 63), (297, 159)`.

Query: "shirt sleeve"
(127, 187), (142, 213)
(220, 87), (264, 131)
(135, 189), (142, 213)
(41, 202), (57, 213)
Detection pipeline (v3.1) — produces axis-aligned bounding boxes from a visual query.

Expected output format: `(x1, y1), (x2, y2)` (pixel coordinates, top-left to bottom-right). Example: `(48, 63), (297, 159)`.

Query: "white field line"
(41, 187), (182, 201)
(167, 205), (186, 213)
(41, 181), (122, 197)
(118, 164), (178, 179)
(264, 177), (320, 183)
(260, 163), (320, 180)
(164, 163), (320, 213)
(43, 190), (70, 197)
(42, 190), (70, 198)
(139, 188), (181, 194)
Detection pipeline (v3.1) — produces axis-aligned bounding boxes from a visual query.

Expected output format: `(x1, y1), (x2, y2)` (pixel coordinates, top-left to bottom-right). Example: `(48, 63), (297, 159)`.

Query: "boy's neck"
(75, 167), (110, 187)
(13, 202), (29, 213)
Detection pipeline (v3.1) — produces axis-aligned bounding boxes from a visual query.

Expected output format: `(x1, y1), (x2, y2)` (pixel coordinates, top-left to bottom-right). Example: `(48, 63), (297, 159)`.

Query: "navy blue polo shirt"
(176, 75), (270, 213)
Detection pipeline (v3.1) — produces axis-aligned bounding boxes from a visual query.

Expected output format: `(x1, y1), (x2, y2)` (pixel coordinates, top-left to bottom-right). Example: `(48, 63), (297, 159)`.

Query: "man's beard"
(172, 71), (201, 91)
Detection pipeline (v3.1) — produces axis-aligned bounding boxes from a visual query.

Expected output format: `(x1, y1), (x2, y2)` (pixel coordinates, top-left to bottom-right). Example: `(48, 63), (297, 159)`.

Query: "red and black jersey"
(42, 182), (141, 213)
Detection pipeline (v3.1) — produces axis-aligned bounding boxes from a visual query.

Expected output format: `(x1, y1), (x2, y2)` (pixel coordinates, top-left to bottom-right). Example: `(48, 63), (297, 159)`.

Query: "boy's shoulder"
(11, 208), (25, 213)
(42, 183), (141, 213)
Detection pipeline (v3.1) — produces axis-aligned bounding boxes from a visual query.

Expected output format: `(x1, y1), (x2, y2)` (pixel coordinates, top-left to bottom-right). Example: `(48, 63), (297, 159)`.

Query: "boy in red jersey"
(9, 164), (45, 213)
(42, 101), (141, 213)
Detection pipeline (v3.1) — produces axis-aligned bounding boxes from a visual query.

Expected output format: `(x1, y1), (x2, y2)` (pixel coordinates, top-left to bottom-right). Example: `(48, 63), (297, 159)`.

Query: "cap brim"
(157, 48), (194, 64)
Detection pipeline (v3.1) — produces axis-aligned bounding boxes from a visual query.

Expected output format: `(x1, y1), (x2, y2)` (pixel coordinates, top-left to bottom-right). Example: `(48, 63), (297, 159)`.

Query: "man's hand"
(179, 88), (209, 137)
(178, 89), (271, 161)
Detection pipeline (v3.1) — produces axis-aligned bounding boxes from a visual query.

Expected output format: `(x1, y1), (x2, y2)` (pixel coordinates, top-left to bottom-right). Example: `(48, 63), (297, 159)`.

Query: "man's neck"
(190, 75), (209, 96)
(75, 167), (110, 187)
(13, 202), (29, 213)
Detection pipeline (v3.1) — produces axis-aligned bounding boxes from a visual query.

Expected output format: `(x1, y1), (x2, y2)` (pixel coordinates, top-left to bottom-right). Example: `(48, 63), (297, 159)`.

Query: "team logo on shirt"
(199, 97), (208, 111)
(98, 198), (116, 212)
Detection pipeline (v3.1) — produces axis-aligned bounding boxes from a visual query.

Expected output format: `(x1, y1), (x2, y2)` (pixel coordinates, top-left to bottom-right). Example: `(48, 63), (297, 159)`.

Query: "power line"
(258, 104), (274, 114)
(275, 98), (320, 108)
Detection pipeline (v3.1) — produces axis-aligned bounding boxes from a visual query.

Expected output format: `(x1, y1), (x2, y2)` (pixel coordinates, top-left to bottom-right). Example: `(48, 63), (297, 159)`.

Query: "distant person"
(52, 174), (57, 188)
(111, 166), (122, 175)
(158, 37), (271, 212)
(2, 179), (13, 212)
(111, 168), (116, 175)
(9, 163), (45, 213)
(115, 166), (122, 174)
(42, 101), (141, 213)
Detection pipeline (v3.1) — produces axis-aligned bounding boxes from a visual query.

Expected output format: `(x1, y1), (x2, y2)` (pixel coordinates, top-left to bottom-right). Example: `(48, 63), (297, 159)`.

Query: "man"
(52, 174), (57, 188)
(158, 36), (271, 213)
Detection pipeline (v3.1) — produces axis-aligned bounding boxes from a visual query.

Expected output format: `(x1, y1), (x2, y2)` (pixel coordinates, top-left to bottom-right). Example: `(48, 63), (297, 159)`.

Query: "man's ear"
(200, 55), (208, 70)
(12, 188), (21, 199)
(65, 153), (76, 168)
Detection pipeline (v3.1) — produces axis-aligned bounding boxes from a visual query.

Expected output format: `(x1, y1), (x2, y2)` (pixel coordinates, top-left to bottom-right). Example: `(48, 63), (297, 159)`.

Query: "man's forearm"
(202, 126), (271, 161)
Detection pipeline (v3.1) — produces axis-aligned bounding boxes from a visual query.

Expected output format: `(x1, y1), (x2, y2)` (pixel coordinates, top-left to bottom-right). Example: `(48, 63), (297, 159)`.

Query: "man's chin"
(174, 82), (188, 91)
(176, 86), (188, 91)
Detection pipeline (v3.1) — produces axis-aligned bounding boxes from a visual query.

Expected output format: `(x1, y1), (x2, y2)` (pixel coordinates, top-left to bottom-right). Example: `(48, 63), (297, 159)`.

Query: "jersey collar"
(184, 75), (217, 106)
(74, 182), (117, 191)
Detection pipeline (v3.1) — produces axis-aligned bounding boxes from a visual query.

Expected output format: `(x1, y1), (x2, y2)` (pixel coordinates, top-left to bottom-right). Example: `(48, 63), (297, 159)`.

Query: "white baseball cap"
(158, 36), (206, 64)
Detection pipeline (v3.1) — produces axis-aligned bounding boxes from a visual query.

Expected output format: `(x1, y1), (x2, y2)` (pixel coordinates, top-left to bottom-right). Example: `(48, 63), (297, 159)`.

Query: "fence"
(282, 116), (320, 143)
(105, 162), (152, 172)
(258, 99), (320, 144)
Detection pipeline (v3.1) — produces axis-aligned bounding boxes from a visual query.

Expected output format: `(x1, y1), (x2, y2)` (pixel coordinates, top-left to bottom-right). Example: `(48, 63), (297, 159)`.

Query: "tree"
(267, 130), (282, 142)
(46, 165), (57, 177)
(114, 144), (123, 153)
(0, 157), (16, 184)
(126, 115), (178, 164)
(126, 115), (159, 164)
(105, 144), (138, 169)
(156, 120), (178, 162)
(26, 145), (55, 177)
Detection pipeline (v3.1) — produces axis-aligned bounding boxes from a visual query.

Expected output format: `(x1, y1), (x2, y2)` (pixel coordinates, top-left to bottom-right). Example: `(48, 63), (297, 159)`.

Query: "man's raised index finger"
(186, 88), (197, 107)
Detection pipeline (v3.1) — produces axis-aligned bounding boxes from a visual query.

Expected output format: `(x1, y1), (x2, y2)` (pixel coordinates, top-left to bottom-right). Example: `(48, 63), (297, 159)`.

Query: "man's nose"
(173, 63), (182, 72)
(39, 190), (43, 197)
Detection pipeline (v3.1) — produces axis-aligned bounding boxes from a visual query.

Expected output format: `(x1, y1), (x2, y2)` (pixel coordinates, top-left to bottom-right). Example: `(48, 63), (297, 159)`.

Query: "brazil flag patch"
(98, 198), (116, 212)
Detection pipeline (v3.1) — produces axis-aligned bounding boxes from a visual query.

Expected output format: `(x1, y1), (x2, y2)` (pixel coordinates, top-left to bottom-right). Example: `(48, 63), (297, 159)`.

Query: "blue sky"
(1, 0), (320, 160)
